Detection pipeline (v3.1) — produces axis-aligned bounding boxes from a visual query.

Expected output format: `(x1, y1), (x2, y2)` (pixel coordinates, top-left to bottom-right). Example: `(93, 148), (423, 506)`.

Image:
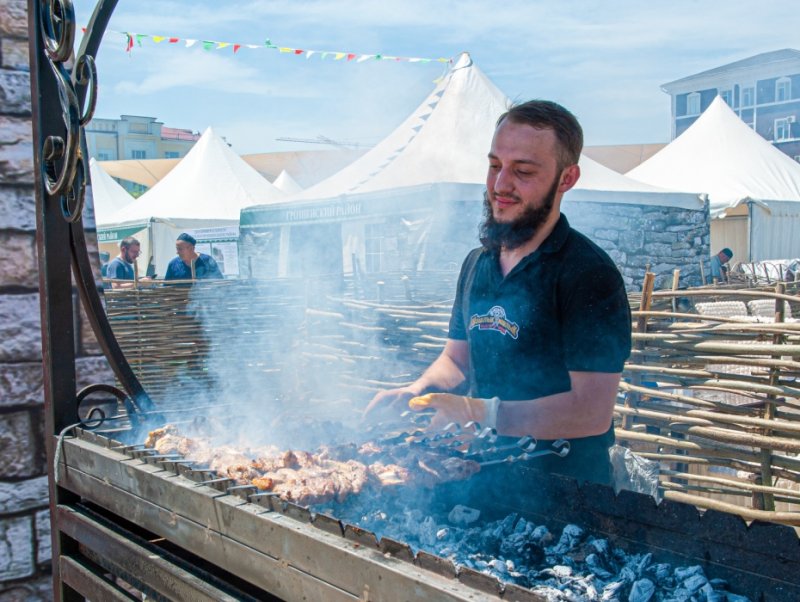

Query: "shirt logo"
(468, 305), (519, 339)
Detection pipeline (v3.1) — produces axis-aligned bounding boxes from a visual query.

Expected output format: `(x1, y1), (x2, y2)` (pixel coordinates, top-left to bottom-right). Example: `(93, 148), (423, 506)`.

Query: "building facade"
(661, 49), (800, 162)
(85, 115), (200, 193)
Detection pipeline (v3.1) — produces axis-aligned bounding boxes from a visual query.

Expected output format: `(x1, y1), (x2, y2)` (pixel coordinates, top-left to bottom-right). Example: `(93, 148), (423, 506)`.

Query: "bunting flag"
(97, 28), (451, 65)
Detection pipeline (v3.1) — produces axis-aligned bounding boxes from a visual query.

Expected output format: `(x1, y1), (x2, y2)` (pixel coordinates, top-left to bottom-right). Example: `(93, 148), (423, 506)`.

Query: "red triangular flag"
(233, 44), (241, 54)
(346, 53), (355, 61)
(294, 49), (303, 55)
(169, 37), (179, 43)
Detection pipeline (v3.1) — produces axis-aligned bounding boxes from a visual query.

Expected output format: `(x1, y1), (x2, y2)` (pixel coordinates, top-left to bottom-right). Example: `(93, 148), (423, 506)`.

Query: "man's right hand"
(363, 386), (421, 421)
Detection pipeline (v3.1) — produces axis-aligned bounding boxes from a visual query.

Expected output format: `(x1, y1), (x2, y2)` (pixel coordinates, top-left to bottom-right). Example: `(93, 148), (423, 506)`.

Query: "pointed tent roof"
(107, 127), (285, 225)
(246, 53), (699, 213)
(89, 157), (135, 225)
(273, 169), (303, 194)
(627, 96), (800, 212)
(279, 52), (508, 203)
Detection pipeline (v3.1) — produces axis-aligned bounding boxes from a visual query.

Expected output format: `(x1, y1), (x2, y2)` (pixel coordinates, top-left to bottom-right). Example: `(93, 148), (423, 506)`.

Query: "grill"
(51, 421), (799, 601)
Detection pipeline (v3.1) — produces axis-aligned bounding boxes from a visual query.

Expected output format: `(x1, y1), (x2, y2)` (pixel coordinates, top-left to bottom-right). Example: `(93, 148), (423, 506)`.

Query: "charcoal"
(553, 524), (585, 555)
(601, 579), (627, 601)
(674, 565), (705, 582)
(627, 578), (655, 602)
(646, 563), (672, 586)
(724, 595), (752, 602)
(701, 583), (726, 601)
(682, 573), (708, 593)
(585, 553), (614, 579)
(448, 504), (480, 526)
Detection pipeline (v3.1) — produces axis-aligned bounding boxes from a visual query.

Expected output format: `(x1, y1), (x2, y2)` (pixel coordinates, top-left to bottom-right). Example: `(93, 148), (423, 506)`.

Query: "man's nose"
(493, 167), (513, 194)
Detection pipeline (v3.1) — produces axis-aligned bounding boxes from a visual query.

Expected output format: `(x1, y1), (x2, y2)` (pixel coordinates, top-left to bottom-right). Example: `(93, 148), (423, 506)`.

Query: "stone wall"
(564, 201), (710, 291)
(0, 2), (113, 599)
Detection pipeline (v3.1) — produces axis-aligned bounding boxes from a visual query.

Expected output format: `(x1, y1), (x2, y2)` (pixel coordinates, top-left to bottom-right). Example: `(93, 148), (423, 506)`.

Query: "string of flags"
(86, 27), (452, 65)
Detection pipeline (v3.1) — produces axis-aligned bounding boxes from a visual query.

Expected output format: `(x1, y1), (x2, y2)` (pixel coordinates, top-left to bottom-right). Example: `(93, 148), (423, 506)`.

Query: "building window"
(131, 150), (147, 159)
(795, 155), (800, 163)
(364, 224), (384, 273)
(164, 151), (180, 159)
(719, 89), (732, 106)
(774, 117), (792, 141)
(776, 77), (791, 102)
(97, 152), (111, 161)
(686, 92), (701, 115)
(741, 86), (755, 107)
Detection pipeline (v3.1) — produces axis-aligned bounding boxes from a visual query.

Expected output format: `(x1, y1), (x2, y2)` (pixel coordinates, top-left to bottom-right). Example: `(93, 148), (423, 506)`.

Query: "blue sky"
(74, 1), (799, 155)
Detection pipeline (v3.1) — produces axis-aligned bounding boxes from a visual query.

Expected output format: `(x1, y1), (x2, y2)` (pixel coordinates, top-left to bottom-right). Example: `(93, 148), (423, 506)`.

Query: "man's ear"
(558, 164), (580, 193)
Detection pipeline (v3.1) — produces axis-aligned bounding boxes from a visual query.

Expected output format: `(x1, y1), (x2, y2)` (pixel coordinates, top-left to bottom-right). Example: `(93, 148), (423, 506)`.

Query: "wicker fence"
(102, 272), (800, 525)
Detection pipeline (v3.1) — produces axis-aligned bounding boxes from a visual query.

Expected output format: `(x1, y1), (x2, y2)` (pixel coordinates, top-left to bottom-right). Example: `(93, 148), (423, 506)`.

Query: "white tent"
(99, 127), (285, 277)
(273, 169), (303, 195)
(251, 52), (698, 210)
(89, 157), (134, 226)
(241, 52), (702, 277)
(627, 96), (800, 260)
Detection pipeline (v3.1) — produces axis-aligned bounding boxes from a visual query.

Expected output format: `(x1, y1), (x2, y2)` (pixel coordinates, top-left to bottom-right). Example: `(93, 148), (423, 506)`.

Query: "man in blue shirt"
(105, 237), (151, 289)
(164, 233), (224, 281)
(366, 100), (632, 485)
(710, 248), (732, 283)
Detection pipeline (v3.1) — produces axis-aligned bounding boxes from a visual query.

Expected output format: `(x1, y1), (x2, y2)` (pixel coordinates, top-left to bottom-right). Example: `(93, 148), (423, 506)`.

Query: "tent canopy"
(106, 126), (285, 226)
(627, 96), (800, 214)
(246, 52), (699, 217)
(273, 169), (303, 195)
(89, 157), (134, 225)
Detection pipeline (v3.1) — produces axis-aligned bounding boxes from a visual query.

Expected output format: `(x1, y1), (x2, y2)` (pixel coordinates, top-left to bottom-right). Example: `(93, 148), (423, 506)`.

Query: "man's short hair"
(177, 232), (197, 246)
(721, 248), (733, 259)
(120, 237), (140, 250)
(496, 100), (583, 170)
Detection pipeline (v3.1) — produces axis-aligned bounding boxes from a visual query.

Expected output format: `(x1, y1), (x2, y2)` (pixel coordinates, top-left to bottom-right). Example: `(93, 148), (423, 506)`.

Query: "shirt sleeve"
(448, 249), (482, 341)
(560, 262), (632, 373)
(107, 260), (125, 280)
(200, 255), (224, 279)
(164, 260), (178, 280)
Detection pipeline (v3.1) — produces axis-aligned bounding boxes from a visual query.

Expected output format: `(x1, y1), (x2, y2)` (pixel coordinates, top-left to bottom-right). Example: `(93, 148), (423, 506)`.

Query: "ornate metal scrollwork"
(36, 0), (156, 422)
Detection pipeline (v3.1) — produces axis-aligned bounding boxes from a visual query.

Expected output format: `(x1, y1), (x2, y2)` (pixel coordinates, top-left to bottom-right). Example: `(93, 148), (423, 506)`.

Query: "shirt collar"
(538, 212), (571, 254)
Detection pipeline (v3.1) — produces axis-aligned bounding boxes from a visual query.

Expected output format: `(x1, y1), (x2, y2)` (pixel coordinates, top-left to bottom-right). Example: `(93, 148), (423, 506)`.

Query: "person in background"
(164, 233), (224, 281)
(710, 248), (733, 283)
(105, 237), (151, 289)
(99, 251), (110, 278)
(365, 100), (632, 486)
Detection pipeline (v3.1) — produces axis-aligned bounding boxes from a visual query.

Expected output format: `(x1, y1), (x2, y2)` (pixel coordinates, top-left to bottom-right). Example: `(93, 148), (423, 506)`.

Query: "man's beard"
(479, 174), (560, 251)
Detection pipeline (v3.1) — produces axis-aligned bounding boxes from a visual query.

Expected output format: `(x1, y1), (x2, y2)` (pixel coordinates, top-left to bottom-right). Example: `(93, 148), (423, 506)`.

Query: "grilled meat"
(144, 424), (480, 506)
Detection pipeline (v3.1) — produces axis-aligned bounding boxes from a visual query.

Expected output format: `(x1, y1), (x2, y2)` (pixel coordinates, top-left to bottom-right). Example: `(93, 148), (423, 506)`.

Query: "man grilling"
(366, 100), (632, 485)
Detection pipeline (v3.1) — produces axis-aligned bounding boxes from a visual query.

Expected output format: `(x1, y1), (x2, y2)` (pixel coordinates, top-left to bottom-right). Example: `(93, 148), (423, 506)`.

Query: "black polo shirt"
(448, 213), (631, 484)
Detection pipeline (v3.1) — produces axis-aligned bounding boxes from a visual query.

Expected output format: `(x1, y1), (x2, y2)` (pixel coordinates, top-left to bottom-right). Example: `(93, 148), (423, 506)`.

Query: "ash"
(321, 496), (751, 602)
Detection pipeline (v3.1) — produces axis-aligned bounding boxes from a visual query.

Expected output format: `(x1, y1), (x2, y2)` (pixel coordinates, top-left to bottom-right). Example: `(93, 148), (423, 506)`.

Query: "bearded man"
(366, 100), (632, 485)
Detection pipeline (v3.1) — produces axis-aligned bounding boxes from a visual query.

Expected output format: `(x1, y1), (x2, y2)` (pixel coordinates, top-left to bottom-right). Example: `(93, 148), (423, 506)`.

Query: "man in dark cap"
(164, 233), (224, 280)
(710, 248), (733, 283)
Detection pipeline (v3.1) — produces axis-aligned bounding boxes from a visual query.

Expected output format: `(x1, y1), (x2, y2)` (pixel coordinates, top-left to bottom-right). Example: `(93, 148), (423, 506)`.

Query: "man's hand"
(363, 386), (420, 421)
(408, 393), (498, 431)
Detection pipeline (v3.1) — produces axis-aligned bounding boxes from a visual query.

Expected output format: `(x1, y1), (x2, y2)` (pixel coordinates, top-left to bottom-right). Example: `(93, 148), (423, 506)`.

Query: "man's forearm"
(496, 372), (620, 439)
(411, 346), (468, 395)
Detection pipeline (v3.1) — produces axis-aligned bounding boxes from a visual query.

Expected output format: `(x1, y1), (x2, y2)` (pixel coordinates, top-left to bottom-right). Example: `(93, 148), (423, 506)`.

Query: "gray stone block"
(0, 0), (28, 38)
(592, 228), (619, 242)
(0, 515), (34, 581)
(0, 362), (42, 408)
(0, 294), (42, 362)
(0, 576), (53, 601)
(645, 231), (677, 244)
(0, 184), (36, 231)
(0, 411), (40, 478)
(34, 510), (49, 566)
(0, 70), (30, 115)
(0, 38), (28, 71)
(619, 230), (644, 250)
(0, 116), (33, 184)
(0, 476), (48, 514)
(0, 231), (37, 287)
